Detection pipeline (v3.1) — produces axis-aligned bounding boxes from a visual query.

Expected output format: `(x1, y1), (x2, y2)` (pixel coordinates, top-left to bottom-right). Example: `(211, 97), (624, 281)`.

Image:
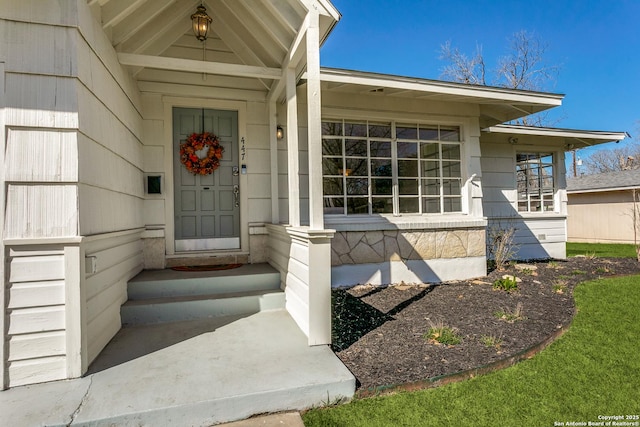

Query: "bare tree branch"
(439, 31), (561, 126)
(495, 31), (560, 91)
(439, 41), (486, 85)
(581, 142), (640, 174)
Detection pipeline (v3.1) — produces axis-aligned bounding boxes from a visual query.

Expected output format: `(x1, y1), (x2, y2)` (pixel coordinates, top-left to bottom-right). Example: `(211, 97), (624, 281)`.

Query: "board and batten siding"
(1, 0), (144, 388)
(480, 137), (568, 260)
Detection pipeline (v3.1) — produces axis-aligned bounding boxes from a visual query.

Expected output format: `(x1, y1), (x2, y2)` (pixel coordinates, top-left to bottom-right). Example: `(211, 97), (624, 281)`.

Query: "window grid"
(322, 120), (462, 216)
(516, 152), (555, 212)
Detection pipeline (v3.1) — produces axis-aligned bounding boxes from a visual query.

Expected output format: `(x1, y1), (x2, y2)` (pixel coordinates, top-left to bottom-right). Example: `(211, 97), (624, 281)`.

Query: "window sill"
(517, 212), (567, 219)
(324, 214), (487, 232)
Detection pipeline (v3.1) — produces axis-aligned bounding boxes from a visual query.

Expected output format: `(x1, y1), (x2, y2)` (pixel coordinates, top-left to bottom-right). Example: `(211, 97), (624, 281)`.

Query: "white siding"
(84, 230), (143, 364)
(1, 0), (144, 389)
(4, 185), (79, 239)
(266, 224), (333, 345)
(5, 248), (67, 388)
(480, 134), (567, 260)
(267, 225), (310, 337)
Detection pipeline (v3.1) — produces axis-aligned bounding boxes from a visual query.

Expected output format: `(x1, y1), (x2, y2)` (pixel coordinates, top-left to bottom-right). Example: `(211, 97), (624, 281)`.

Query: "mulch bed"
(332, 257), (640, 392)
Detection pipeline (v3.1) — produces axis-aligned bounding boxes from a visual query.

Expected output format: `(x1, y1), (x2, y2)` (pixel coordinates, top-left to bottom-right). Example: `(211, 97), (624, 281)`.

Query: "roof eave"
(483, 124), (629, 148)
(567, 185), (640, 194)
(318, 67), (565, 106)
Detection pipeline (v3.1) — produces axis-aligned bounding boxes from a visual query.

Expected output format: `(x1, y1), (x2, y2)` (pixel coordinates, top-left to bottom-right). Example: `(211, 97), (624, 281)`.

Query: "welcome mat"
(171, 263), (243, 272)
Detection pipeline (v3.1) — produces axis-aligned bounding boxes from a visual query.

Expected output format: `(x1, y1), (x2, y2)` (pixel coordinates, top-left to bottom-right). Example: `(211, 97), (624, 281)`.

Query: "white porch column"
(269, 100), (279, 223)
(306, 10), (324, 230)
(286, 67), (301, 227)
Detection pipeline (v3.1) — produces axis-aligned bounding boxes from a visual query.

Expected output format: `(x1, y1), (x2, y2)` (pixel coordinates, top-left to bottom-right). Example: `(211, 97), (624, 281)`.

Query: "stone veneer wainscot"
(331, 228), (486, 266)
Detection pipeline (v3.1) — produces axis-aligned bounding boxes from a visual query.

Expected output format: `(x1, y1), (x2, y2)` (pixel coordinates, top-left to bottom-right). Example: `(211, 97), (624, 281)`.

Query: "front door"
(173, 108), (240, 251)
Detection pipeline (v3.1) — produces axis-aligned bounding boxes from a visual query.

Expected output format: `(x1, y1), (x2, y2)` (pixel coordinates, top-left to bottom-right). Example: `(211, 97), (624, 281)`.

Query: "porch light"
(276, 125), (284, 140)
(191, 4), (212, 41)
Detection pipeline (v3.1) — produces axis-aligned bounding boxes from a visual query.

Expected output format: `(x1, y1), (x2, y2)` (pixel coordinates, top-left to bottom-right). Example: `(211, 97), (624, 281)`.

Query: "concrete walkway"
(1, 310), (354, 426)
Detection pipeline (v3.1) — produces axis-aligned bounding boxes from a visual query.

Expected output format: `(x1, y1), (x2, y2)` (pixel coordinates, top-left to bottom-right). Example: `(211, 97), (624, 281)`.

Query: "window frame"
(515, 151), (556, 213)
(322, 119), (465, 216)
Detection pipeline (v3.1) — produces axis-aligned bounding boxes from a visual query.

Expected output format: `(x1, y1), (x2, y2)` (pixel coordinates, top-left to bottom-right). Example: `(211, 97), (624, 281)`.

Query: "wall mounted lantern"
(276, 125), (284, 140)
(191, 4), (212, 41)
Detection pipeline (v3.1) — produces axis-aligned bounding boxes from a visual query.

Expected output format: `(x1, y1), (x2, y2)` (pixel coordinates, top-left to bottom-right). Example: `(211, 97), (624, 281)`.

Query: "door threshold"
(165, 252), (249, 269)
(168, 250), (249, 257)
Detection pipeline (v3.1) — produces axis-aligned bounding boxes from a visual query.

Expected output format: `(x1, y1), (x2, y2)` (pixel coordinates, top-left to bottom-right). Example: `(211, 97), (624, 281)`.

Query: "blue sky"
(320, 0), (640, 163)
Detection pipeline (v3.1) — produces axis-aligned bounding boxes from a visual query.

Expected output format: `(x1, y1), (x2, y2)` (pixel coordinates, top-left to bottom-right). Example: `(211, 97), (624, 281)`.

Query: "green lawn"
(303, 275), (640, 426)
(566, 242), (637, 258)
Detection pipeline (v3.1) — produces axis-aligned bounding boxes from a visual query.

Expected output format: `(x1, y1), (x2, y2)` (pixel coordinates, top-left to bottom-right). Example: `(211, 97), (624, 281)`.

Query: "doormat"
(171, 263), (243, 272)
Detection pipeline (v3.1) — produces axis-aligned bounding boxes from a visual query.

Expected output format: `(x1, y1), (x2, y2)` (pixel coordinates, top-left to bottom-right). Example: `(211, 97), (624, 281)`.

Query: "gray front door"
(173, 108), (240, 251)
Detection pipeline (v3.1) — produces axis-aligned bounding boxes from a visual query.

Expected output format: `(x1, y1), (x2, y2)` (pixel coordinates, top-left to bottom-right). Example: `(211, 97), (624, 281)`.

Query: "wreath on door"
(179, 132), (224, 175)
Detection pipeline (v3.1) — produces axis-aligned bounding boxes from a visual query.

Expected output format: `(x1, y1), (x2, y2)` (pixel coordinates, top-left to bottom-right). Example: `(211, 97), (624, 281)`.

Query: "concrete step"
(121, 289), (285, 326)
(127, 264), (281, 300)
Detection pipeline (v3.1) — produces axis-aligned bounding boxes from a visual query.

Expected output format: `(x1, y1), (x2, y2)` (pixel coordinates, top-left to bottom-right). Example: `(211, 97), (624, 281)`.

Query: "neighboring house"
(0, 0), (626, 390)
(567, 169), (640, 243)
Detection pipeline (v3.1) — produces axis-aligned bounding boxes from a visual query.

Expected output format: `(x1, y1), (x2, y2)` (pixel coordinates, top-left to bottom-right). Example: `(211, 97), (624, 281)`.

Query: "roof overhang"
(314, 67), (564, 127)
(567, 185), (640, 195)
(483, 124), (629, 149)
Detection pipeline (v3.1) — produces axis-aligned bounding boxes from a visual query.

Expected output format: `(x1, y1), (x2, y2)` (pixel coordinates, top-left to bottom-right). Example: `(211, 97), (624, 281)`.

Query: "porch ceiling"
(87, 0), (340, 94)
(316, 68), (565, 128)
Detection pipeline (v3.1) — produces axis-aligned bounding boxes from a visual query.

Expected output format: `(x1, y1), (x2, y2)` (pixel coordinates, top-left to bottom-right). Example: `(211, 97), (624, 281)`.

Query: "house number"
(241, 137), (246, 161)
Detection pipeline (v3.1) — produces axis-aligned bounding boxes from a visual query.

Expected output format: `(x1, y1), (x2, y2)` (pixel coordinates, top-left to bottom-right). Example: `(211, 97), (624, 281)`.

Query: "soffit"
(316, 68), (565, 128)
(483, 124), (629, 149)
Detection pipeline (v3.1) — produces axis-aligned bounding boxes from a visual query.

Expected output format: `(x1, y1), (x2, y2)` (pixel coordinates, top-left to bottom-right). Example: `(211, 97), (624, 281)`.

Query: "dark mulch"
(332, 257), (640, 391)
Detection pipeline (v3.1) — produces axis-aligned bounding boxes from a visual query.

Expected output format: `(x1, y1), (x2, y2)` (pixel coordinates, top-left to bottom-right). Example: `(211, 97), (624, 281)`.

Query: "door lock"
(233, 185), (239, 207)
(232, 166), (239, 176)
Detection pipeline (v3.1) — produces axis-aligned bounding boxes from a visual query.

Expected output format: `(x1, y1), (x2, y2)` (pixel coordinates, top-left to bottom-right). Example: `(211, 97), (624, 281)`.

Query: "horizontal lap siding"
(5, 249), (68, 387)
(481, 138), (568, 260)
(266, 226), (311, 336)
(1, 2), (143, 388)
(84, 232), (143, 364)
(488, 217), (567, 260)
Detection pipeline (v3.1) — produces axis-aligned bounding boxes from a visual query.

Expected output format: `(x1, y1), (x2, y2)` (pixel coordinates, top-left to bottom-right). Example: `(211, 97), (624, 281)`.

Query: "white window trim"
(322, 118), (466, 217)
(515, 151), (557, 214)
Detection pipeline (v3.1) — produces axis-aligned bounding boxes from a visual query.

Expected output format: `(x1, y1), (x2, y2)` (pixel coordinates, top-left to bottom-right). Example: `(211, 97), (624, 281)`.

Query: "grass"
(567, 242), (636, 258)
(303, 275), (640, 426)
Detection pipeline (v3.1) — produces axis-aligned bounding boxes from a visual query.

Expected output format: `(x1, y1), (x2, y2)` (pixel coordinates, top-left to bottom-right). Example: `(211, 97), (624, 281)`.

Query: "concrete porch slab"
(1, 310), (355, 426)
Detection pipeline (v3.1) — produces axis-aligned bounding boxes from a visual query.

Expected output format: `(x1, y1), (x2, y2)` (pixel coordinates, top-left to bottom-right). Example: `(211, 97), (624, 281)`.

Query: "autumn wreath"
(179, 132), (224, 175)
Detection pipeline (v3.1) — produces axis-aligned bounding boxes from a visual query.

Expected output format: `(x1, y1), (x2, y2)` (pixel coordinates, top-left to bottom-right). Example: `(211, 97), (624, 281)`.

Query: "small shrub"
(487, 221), (520, 271)
(553, 280), (568, 294)
(595, 266), (611, 274)
(424, 322), (461, 346)
(493, 276), (518, 292)
(480, 334), (503, 349)
(494, 303), (526, 323)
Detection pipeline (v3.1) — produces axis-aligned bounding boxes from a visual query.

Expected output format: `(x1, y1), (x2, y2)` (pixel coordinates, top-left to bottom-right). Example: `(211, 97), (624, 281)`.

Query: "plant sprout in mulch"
(424, 322), (461, 346)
